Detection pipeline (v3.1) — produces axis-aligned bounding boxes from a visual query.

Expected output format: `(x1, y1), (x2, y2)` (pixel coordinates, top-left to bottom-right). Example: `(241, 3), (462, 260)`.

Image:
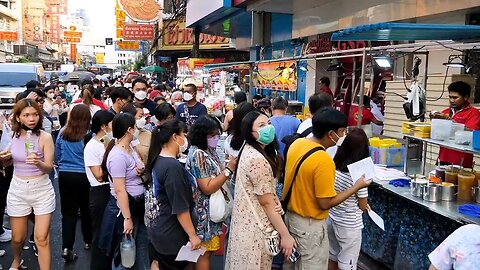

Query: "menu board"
(253, 61), (297, 91)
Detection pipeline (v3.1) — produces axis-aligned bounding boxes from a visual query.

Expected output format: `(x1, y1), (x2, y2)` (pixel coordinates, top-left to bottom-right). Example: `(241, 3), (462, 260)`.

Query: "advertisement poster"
(253, 61), (297, 91)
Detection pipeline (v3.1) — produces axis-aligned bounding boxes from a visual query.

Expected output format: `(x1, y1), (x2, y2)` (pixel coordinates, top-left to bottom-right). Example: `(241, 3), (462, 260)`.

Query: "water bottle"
(120, 234), (136, 268)
(25, 130), (36, 157)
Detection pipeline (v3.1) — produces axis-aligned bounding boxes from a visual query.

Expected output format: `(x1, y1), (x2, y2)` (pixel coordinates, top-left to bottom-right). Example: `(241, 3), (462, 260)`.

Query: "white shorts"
(7, 174), (56, 217)
(327, 218), (362, 270)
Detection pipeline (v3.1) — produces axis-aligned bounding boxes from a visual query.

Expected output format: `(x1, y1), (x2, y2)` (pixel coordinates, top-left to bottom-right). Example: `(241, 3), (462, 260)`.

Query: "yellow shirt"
(283, 138), (336, 220)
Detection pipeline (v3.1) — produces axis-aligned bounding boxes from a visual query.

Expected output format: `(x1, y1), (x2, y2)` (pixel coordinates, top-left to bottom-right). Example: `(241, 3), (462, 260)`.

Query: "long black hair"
(333, 127), (370, 172)
(101, 113), (136, 182)
(230, 102), (255, 150)
(145, 120), (187, 184)
(237, 111), (279, 177)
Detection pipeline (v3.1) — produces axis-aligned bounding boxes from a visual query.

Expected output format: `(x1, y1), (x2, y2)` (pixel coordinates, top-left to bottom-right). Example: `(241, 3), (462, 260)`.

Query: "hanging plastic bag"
(210, 183), (233, 223)
(0, 122), (12, 152)
(120, 234), (136, 268)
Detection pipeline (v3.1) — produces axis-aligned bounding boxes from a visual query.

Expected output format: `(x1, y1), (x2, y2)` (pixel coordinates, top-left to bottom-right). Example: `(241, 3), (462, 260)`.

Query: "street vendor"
(431, 81), (480, 167)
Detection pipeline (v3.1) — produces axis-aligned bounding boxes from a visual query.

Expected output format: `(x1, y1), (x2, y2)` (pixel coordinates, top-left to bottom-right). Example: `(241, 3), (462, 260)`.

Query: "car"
(0, 63), (45, 110)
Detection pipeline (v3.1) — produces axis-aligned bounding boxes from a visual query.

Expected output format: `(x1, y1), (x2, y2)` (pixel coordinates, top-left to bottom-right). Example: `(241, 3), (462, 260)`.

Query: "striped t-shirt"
(329, 171), (368, 229)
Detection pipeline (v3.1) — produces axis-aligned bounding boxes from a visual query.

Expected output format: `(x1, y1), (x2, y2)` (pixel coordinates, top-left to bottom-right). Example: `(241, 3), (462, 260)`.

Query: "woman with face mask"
(0, 99), (55, 270)
(328, 128), (370, 270)
(83, 110), (115, 266)
(186, 115), (238, 270)
(43, 85), (66, 141)
(145, 119), (201, 270)
(225, 111), (296, 270)
(96, 113), (149, 269)
(132, 106), (151, 164)
(54, 104), (93, 262)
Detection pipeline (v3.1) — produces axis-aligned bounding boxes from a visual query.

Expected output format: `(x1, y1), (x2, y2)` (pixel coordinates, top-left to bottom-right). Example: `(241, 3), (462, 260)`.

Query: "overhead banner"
(162, 19), (230, 50)
(123, 24), (155, 40)
(0, 32), (18, 41)
(95, 53), (105, 64)
(115, 40), (141, 51)
(253, 61), (298, 91)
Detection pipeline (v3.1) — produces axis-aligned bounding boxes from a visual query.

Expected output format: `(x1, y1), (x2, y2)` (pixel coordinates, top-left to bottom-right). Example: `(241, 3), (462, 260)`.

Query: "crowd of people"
(0, 75), (476, 270)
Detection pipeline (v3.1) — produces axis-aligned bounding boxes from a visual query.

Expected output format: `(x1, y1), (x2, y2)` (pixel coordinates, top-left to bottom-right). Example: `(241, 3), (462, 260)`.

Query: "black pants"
(58, 171), (93, 250)
(0, 165), (13, 234)
(89, 184), (110, 243)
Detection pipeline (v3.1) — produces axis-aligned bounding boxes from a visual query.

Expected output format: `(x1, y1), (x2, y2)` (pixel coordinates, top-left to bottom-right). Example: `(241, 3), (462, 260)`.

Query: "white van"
(0, 63), (44, 109)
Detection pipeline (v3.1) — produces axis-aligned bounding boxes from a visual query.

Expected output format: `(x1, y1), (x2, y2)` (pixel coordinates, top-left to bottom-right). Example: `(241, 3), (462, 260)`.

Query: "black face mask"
(20, 123), (34, 131)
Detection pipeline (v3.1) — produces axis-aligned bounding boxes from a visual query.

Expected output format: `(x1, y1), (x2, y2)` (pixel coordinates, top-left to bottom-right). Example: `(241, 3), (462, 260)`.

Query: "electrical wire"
(434, 41), (464, 53)
(426, 66), (449, 102)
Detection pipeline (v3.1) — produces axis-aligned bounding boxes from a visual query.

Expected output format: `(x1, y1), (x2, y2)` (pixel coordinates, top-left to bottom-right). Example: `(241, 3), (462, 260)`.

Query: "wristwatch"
(224, 168), (232, 178)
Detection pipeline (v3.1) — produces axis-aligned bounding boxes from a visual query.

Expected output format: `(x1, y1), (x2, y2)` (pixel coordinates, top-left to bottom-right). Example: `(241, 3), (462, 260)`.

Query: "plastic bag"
(209, 184), (233, 223)
(0, 122), (12, 152)
(120, 234), (136, 268)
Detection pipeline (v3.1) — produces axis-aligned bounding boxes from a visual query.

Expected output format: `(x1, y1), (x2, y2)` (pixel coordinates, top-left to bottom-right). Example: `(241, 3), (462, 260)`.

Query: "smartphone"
(99, 135), (111, 148)
(289, 248), (301, 263)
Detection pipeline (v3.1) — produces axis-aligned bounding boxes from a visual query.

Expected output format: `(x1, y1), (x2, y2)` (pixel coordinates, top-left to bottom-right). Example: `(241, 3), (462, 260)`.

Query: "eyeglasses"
(36, 99), (45, 104)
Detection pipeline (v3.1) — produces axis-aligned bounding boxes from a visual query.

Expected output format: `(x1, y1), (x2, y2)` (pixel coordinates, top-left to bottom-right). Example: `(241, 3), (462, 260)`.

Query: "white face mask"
(136, 118), (146, 129)
(47, 93), (55, 100)
(174, 101), (183, 107)
(331, 132), (346, 147)
(59, 86), (64, 92)
(176, 136), (188, 153)
(183, 92), (194, 102)
(135, 91), (147, 101)
(133, 128), (140, 139)
(106, 131), (113, 139)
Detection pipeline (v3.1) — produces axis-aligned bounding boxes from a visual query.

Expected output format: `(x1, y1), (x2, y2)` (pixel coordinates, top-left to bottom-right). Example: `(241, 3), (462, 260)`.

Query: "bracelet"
(225, 167), (233, 174)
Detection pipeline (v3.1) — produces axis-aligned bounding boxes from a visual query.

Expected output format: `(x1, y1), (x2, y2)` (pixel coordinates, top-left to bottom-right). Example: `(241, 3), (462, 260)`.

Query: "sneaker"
(31, 243), (37, 257)
(0, 229), (11, 242)
(28, 234), (34, 244)
(61, 248), (77, 262)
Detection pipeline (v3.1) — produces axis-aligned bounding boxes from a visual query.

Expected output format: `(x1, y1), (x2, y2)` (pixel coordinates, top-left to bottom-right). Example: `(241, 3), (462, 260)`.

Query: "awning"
(331, 23), (480, 41)
(203, 61), (252, 70)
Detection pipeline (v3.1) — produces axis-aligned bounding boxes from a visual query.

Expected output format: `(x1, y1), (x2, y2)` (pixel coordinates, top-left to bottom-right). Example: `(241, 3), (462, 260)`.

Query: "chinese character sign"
(115, 41), (140, 51)
(70, 44), (76, 62)
(123, 24), (155, 40)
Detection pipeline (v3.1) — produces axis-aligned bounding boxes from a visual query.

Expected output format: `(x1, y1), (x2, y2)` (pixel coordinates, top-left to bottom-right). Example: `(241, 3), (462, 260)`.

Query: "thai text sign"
(0, 32), (18, 41)
(123, 24), (155, 40)
(253, 61), (298, 91)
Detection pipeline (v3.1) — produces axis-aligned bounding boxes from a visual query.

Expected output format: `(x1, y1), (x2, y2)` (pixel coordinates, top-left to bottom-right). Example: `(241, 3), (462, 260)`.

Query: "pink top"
(11, 133), (45, 177)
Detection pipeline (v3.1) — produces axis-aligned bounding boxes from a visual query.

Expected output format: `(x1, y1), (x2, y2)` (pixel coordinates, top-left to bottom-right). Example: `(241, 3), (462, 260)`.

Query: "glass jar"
(458, 173), (476, 201)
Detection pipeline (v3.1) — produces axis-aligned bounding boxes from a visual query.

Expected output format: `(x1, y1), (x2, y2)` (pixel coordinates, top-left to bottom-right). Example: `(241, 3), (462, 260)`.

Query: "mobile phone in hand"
(289, 248), (301, 263)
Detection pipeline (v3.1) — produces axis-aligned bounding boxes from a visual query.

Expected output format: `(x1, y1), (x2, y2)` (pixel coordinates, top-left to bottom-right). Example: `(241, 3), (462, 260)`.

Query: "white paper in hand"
(368, 209), (385, 231)
(347, 157), (376, 182)
(175, 242), (207, 263)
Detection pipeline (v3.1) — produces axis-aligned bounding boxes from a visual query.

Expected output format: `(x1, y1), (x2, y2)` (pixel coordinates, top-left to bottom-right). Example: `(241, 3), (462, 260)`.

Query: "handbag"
(238, 178), (281, 256)
(209, 183), (233, 223)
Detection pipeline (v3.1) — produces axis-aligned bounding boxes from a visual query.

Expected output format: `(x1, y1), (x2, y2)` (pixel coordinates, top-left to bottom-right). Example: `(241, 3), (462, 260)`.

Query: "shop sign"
(95, 53), (105, 64)
(177, 57), (224, 74)
(123, 24), (155, 40)
(307, 34), (390, 54)
(70, 44), (76, 62)
(116, 0), (126, 38)
(65, 37), (80, 43)
(50, 15), (62, 44)
(163, 19), (230, 50)
(0, 32), (18, 41)
(115, 41), (141, 51)
(253, 61), (297, 91)
(233, 0), (247, 6)
(118, 0), (161, 23)
(46, 0), (68, 15)
(64, 31), (82, 38)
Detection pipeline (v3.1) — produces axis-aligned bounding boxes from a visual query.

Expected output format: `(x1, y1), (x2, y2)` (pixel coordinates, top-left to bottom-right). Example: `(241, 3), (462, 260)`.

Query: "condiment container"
(473, 186), (480, 203)
(458, 173), (476, 201)
(435, 166), (447, 181)
(423, 183), (442, 202)
(445, 167), (459, 185)
(410, 179), (428, 197)
(431, 119), (452, 141)
(441, 182), (456, 201)
(454, 130), (473, 145)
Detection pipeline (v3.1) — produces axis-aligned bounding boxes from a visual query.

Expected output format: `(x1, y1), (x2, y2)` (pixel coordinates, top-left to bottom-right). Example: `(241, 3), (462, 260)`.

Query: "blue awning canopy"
(331, 23), (480, 41)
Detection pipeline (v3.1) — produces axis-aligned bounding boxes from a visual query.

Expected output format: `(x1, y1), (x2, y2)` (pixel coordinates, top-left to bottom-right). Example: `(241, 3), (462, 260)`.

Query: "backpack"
(281, 127), (313, 164)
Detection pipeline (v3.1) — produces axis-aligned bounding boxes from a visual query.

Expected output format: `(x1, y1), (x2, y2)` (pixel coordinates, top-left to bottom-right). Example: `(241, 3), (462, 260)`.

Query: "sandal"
(9, 259), (27, 270)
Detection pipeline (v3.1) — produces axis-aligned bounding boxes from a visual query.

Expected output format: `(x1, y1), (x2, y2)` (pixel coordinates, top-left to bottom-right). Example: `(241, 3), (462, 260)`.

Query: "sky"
(67, 0), (116, 44)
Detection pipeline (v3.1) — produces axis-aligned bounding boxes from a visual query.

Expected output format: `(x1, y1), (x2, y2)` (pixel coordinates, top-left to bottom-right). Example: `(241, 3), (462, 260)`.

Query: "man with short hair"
(283, 108), (371, 270)
(297, 93), (333, 138)
(270, 97), (301, 159)
(132, 77), (157, 113)
(109, 87), (131, 115)
(432, 81), (480, 167)
(318, 77), (333, 97)
(175, 84), (207, 128)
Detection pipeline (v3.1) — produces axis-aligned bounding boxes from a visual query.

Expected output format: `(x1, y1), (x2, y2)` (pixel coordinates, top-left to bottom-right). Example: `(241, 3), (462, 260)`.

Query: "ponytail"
(101, 139), (116, 182)
(82, 87), (94, 106)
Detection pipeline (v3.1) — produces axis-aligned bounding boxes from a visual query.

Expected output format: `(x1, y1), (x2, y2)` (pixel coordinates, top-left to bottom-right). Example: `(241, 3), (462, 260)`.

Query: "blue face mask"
(256, 125), (276, 145)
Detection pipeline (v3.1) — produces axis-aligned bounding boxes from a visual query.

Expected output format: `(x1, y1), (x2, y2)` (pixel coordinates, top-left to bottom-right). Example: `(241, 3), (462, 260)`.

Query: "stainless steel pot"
(473, 186), (480, 203)
(410, 180), (427, 197)
(423, 184), (442, 202)
(441, 185), (456, 201)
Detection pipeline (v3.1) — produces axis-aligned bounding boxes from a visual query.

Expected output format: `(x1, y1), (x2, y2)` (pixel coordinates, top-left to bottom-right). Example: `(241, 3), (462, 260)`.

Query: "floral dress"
(186, 145), (223, 251)
(225, 144), (277, 270)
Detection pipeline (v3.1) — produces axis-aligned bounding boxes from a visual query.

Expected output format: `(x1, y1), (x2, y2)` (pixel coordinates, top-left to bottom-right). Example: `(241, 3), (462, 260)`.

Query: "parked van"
(0, 63), (44, 109)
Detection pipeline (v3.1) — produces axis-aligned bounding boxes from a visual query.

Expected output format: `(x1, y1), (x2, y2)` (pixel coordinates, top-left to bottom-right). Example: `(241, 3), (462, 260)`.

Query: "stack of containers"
(369, 137), (406, 167)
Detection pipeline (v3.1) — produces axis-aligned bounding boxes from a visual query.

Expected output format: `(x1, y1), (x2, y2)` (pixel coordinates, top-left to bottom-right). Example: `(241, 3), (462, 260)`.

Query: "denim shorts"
(7, 174), (56, 217)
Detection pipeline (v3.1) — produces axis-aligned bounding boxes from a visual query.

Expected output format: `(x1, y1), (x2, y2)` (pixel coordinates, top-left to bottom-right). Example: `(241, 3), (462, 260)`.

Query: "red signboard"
(64, 31), (83, 38)
(233, 0), (247, 6)
(307, 33), (390, 54)
(0, 32), (18, 41)
(123, 24), (155, 40)
(70, 44), (76, 62)
(65, 37), (81, 43)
